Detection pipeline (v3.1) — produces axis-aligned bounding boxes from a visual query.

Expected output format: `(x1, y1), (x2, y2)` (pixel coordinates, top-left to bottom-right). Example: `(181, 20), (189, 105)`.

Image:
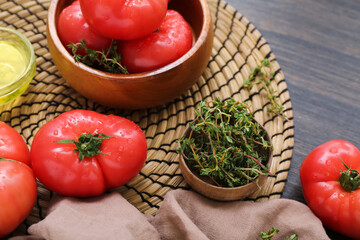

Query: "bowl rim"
(47, 0), (212, 81)
(0, 26), (36, 93)
(178, 119), (274, 191)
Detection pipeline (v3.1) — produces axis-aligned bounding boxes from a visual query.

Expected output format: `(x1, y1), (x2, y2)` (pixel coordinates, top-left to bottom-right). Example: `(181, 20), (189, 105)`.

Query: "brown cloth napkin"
(12, 190), (330, 240)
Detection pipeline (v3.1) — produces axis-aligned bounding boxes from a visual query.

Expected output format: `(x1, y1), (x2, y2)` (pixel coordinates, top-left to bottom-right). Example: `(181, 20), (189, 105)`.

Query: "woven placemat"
(0, 0), (294, 236)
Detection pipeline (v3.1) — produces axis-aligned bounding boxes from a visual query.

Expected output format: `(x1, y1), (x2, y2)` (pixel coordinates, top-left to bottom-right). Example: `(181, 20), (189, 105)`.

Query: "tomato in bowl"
(46, 0), (213, 109)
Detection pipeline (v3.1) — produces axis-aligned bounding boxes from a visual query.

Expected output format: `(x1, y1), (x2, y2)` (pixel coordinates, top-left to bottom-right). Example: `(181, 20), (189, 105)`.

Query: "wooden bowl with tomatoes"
(47, 0), (214, 109)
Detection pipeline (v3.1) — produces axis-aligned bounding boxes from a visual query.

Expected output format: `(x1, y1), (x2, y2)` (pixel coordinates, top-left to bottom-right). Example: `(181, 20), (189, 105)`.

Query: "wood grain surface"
(225, 0), (360, 239)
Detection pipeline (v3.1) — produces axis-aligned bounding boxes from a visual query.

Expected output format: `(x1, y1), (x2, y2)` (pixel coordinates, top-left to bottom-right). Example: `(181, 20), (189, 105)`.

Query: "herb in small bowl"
(177, 98), (273, 201)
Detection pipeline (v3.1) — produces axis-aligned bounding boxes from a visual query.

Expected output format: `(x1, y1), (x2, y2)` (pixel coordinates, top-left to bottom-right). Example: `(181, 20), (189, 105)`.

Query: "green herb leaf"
(286, 234), (298, 240)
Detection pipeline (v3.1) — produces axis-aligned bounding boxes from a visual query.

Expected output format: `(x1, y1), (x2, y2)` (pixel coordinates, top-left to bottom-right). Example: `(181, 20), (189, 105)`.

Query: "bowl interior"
(50, 0), (209, 79)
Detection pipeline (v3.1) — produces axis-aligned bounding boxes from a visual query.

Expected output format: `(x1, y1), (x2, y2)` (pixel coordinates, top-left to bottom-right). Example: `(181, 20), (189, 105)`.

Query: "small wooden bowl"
(47, 0), (213, 109)
(178, 121), (273, 201)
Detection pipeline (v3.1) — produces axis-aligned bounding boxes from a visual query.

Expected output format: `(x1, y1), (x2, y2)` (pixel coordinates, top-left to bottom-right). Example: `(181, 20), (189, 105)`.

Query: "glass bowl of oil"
(0, 27), (36, 105)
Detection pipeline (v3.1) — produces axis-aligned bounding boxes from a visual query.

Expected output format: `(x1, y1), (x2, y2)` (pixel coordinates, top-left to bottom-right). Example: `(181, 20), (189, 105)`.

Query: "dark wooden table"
(225, 0), (360, 239)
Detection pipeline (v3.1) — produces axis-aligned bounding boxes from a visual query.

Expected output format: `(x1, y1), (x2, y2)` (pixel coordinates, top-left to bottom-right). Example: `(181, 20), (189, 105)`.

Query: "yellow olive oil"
(0, 40), (28, 88)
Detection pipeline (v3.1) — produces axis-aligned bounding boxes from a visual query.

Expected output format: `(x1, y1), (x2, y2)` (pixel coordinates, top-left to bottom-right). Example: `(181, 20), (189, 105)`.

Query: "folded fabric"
(10, 190), (330, 240)
(20, 192), (160, 240)
(150, 190), (330, 240)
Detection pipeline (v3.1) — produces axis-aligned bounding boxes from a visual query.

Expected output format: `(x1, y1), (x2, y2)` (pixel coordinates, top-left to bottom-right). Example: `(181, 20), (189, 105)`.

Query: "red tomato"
(0, 121), (30, 165)
(57, 0), (112, 54)
(79, 0), (168, 40)
(0, 122), (36, 238)
(300, 140), (360, 239)
(118, 10), (193, 73)
(0, 160), (37, 238)
(30, 110), (147, 197)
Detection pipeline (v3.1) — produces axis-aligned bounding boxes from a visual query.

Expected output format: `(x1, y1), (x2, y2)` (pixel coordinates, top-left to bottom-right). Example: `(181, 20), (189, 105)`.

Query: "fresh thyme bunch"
(68, 40), (128, 74)
(178, 98), (272, 188)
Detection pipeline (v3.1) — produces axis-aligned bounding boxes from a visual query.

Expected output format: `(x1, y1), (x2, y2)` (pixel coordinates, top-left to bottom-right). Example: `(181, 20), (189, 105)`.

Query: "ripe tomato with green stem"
(57, 0), (112, 55)
(300, 140), (360, 239)
(0, 122), (37, 238)
(79, 0), (168, 40)
(30, 110), (147, 197)
(118, 9), (193, 73)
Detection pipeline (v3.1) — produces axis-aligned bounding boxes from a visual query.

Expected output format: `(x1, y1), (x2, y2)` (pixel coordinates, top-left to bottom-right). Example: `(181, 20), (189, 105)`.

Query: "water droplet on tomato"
(127, 139), (133, 144)
(119, 146), (124, 151)
(119, 132), (124, 137)
(53, 130), (58, 136)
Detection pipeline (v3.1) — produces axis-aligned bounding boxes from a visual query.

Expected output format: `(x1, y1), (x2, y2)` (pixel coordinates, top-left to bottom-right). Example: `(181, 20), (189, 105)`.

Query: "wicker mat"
(0, 0), (294, 236)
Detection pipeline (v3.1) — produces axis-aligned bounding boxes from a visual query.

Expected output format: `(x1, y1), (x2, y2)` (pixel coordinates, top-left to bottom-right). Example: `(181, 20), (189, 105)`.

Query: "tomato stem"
(338, 158), (360, 192)
(54, 133), (115, 161)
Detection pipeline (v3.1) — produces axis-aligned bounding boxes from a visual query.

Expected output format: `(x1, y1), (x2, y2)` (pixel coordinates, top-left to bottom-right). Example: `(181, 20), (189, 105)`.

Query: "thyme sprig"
(68, 39), (128, 74)
(259, 227), (279, 240)
(244, 59), (286, 119)
(177, 98), (272, 188)
(258, 227), (298, 240)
